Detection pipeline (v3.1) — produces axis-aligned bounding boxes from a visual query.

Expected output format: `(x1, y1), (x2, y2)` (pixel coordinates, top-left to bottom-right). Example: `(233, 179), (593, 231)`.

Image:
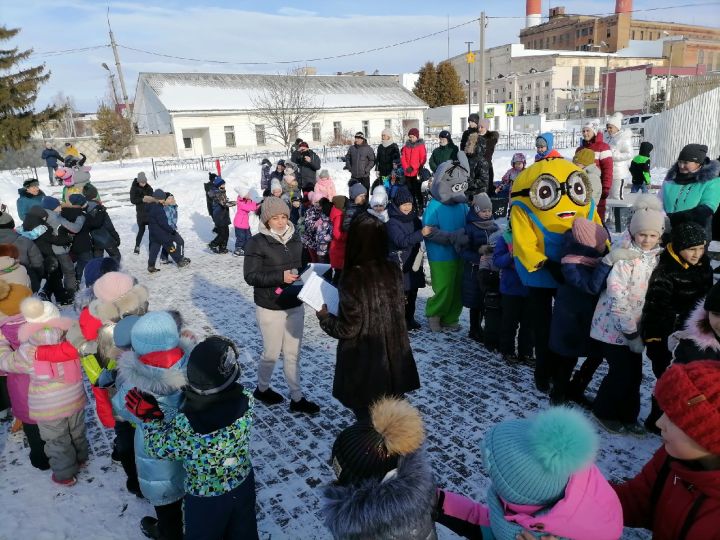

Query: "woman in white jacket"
(606, 113), (634, 200)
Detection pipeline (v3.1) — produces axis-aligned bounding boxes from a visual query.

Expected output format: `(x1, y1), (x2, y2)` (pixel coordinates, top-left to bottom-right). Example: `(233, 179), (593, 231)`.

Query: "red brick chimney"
(615, 0), (632, 14)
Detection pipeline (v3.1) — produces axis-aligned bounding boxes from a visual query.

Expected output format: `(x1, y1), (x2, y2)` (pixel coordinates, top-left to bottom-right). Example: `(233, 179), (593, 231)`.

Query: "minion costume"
(510, 157), (603, 390)
(422, 155), (470, 331)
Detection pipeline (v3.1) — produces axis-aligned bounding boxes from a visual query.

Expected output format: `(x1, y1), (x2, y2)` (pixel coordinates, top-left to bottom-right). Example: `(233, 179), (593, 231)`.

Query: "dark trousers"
(211, 225), (230, 249)
(550, 354), (579, 401)
(154, 499), (184, 540)
(95, 246), (121, 264)
(114, 421), (139, 492)
(149, 237), (184, 267)
(593, 342), (643, 423)
(405, 288), (418, 324)
(28, 267), (42, 293)
(74, 251), (94, 283)
(567, 354), (603, 397)
(234, 227), (251, 251)
(406, 176), (424, 213)
(24, 422), (50, 470)
(42, 266), (68, 303)
(135, 222), (147, 248)
(483, 291), (502, 350)
(528, 287), (557, 382)
(499, 294), (533, 357)
(184, 471), (259, 540)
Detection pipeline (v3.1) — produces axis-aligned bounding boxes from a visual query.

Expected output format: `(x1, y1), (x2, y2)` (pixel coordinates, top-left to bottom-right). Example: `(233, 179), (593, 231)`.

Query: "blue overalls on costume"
(512, 199), (596, 288)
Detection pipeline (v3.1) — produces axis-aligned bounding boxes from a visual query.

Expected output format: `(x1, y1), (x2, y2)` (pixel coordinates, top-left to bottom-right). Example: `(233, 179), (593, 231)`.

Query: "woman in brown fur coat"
(317, 213), (420, 420)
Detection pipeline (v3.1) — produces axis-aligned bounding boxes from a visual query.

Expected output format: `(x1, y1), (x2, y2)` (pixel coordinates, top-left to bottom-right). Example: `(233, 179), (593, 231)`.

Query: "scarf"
(561, 254), (600, 267)
(381, 139), (393, 148)
(268, 223), (294, 245)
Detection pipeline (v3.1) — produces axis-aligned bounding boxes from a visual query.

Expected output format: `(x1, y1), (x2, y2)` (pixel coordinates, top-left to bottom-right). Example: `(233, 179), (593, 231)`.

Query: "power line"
(29, 44), (110, 58)
(117, 17), (481, 66)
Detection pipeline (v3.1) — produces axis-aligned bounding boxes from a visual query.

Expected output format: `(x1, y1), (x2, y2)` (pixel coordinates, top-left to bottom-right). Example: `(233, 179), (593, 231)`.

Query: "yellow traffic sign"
(484, 106), (494, 119)
(505, 101), (515, 116)
(466, 51), (476, 64)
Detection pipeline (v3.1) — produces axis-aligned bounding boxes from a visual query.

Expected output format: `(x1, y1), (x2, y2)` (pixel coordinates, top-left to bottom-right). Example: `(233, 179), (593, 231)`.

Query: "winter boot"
(468, 308), (483, 342)
(176, 258), (191, 268)
(140, 516), (160, 539)
(253, 386), (284, 405)
(233, 249), (245, 256)
(290, 397), (320, 414)
(147, 266), (160, 273)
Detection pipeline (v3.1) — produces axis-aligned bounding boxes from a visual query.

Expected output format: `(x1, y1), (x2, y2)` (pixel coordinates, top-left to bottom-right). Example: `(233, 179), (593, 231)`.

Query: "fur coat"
(322, 450), (437, 540)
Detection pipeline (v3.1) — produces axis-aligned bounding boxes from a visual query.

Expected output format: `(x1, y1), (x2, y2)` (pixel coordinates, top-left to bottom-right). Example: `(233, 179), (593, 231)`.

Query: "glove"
(543, 259), (565, 284)
(35, 341), (79, 363)
(405, 167), (413, 175)
(478, 245), (494, 255)
(602, 248), (640, 265)
(627, 336), (645, 354)
(645, 340), (672, 374)
(125, 388), (164, 421)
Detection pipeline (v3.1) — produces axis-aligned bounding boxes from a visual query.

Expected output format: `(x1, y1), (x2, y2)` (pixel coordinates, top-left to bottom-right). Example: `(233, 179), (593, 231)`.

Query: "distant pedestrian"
(344, 132), (376, 192)
(577, 123), (613, 219)
(375, 129), (400, 183)
(401, 128), (427, 212)
(130, 172), (153, 254)
(291, 141), (321, 192)
(41, 142), (64, 187)
(233, 188), (258, 256)
(428, 130), (458, 173)
(629, 142), (653, 194)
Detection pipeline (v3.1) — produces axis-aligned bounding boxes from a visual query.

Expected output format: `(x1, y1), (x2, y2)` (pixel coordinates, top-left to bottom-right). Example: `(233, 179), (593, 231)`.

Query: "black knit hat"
(23, 178), (39, 188)
(672, 221), (707, 253)
(468, 113), (480, 124)
(186, 336), (240, 396)
(678, 144), (708, 165)
(439, 130), (451, 140)
(704, 281), (720, 312)
(83, 184), (99, 201)
(393, 186), (414, 206)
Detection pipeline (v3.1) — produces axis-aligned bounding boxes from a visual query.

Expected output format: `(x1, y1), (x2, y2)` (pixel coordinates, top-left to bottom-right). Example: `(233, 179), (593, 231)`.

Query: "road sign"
(466, 51), (476, 64)
(505, 101), (515, 116)
(484, 106), (494, 119)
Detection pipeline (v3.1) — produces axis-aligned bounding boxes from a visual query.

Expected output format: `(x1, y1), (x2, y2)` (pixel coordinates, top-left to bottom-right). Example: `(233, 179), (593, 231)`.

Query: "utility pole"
(465, 41), (474, 117)
(107, 8), (129, 115)
(478, 12), (486, 121)
(447, 15), (450, 60)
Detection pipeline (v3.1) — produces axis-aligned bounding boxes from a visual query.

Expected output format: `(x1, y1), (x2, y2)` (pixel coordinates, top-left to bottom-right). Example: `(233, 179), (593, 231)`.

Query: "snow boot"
(140, 516), (160, 539)
(177, 258), (191, 268)
(289, 397), (320, 415)
(233, 249), (245, 256)
(51, 474), (77, 486)
(147, 266), (160, 273)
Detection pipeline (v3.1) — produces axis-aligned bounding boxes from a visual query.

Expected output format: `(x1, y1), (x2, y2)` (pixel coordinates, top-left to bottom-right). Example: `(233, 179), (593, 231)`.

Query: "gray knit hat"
(260, 196), (290, 225)
(472, 192), (493, 213)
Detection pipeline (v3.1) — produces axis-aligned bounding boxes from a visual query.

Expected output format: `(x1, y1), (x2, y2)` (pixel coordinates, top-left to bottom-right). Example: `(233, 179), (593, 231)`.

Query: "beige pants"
(255, 305), (305, 401)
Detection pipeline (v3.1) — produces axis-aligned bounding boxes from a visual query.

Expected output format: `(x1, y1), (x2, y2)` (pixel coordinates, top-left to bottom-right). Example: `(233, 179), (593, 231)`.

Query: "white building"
(133, 73), (427, 156)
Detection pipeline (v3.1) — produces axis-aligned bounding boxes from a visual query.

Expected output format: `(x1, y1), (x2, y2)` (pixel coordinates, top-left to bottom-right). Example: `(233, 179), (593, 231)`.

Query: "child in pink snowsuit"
(435, 408), (623, 540)
(233, 189), (258, 256)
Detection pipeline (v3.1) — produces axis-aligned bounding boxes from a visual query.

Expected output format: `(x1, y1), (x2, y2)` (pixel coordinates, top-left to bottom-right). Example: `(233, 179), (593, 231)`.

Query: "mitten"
(602, 248), (640, 265)
(405, 167), (413, 175)
(36, 341), (79, 363)
(627, 336), (645, 354)
(125, 388), (163, 421)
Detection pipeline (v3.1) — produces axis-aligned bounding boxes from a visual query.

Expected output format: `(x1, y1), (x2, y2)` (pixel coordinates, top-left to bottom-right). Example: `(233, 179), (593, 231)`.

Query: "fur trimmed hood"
(116, 336), (193, 396)
(322, 450), (437, 540)
(19, 317), (74, 343)
(88, 283), (149, 323)
(665, 159), (720, 185)
(670, 300), (720, 355)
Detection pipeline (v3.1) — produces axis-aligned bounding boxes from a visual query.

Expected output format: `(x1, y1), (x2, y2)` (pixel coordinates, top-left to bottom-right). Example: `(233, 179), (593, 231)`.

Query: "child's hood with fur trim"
(89, 283), (149, 323)
(18, 317), (74, 344)
(115, 336), (193, 396)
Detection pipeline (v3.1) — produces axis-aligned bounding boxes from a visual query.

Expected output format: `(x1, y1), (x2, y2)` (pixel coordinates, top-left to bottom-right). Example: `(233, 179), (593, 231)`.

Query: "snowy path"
(0, 155), (660, 539)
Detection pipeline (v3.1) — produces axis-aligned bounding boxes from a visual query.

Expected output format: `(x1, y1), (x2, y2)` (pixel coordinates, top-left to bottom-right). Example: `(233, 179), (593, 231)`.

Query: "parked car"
(622, 114), (657, 134)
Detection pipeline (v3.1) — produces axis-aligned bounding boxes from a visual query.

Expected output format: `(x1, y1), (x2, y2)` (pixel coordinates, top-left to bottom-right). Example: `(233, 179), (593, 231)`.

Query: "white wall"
(614, 69), (648, 113)
(170, 108), (425, 156)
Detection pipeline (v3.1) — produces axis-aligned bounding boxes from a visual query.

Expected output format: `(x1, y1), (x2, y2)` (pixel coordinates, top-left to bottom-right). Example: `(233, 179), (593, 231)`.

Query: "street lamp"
(101, 62), (120, 106)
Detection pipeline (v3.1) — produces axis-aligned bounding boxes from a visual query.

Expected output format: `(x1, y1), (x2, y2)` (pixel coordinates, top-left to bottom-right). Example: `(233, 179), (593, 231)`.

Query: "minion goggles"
(511, 171), (591, 211)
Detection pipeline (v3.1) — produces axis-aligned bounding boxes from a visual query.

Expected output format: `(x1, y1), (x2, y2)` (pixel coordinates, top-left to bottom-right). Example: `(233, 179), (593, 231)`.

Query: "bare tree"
(51, 92), (77, 138)
(249, 71), (322, 150)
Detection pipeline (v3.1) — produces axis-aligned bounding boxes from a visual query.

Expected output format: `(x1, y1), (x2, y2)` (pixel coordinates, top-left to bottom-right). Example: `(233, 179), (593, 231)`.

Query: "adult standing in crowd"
(344, 132), (376, 192)
(460, 113), (490, 199)
(243, 196), (319, 415)
(0, 211), (43, 291)
(375, 129), (400, 182)
(41, 142), (64, 187)
(16, 179), (45, 221)
(577, 123), (613, 220)
(605, 113), (633, 201)
(130, 172), (153, 255)
(400, 128), (427, 213)
(291, 141), (321, 192)
(317, 212), (420, 421)
(478, 119), (499, 194)
(661, 144), (720, 239)
(429, 130), (458, 173)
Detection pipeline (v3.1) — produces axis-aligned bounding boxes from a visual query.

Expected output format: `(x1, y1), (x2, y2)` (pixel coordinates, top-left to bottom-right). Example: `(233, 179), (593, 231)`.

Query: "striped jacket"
(0, 318), (85, 423)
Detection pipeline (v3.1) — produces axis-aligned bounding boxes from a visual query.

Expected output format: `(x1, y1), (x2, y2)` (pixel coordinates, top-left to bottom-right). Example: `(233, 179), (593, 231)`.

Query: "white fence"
(643, 86), (720, 169)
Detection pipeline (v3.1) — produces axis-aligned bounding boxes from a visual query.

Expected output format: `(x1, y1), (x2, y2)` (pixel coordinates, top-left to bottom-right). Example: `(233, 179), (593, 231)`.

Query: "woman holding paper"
(243, 196), (320, 415)
(316, 213), (420, 421)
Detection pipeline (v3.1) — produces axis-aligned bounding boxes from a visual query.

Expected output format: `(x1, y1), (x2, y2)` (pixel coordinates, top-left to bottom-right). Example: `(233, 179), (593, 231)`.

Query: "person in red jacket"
(329, 195), (349, 285)
(612, 361), (720, 540)
(578, 123), (613, 220)
(401, 128), (427, 213)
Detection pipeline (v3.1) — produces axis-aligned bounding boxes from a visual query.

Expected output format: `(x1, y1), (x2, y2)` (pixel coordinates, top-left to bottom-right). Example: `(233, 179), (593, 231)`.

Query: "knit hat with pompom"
(20, 297), (60, 323)
(572, 217), (609, 253)
(629, 194), (666, 236)
(331, 397), (425, 486)
(482, 407), (598, 507)
(93, 272), (135, 303)
(0, 280), (32, 316)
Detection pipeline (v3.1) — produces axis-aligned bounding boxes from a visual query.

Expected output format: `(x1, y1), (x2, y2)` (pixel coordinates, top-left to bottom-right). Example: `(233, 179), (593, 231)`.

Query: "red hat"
(655, 361), (720, 453)
(408, 128), (420, 138)
(299, 141), (309, 149)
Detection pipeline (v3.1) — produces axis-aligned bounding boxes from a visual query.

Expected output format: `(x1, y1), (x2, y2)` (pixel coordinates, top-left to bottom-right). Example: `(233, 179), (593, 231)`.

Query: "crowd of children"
(2, 125), (720, 539)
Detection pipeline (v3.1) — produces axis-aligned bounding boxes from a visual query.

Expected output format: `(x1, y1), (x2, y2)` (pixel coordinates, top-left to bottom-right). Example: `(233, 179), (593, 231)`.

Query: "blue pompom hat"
(482, 407), (598, 507)
(130, 311), (180, 356)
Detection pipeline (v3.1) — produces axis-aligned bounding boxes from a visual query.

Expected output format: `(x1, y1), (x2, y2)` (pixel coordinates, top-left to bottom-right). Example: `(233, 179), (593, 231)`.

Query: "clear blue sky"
(5, 0), (719, 112)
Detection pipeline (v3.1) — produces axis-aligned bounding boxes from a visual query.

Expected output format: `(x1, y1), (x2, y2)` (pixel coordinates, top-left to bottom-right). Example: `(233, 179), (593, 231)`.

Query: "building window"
(224, 125), (236, 147)
(183, 137), (192, 149)
(545, 81), (550, 87)
(255, 124), (265, 146)
(333, 121), (342, 141)
(576, 29), (581, 38)
(362, 120), (369, 138)
(640, 31), (644, 39)
(526, 96), (531, 102)
(312, 122), (321, 142)
(552, 36), (557, 44)
(461, 117), (467, 131)
(384, 119), (392, 130)
(572, 66), (581, 86)
(543, 107), (549, 113)
(607, 30), (612, 38)
(631, 30), (636, 39)
(584, 67), (596, 86)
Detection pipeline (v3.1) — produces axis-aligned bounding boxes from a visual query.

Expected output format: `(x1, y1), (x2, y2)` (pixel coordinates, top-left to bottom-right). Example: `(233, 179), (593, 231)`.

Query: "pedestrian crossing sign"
(505, 101), (515, 116)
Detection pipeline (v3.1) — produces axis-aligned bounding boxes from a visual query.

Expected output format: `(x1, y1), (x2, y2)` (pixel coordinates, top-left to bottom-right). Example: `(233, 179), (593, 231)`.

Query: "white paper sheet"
(300, 263), (331, 284)
(298, 273), (339, 315)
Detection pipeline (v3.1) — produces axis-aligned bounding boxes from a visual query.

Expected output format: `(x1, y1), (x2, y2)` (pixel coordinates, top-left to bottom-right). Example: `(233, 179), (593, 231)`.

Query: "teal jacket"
(423, 199), (468, 262)
(661, 159), (720, 232)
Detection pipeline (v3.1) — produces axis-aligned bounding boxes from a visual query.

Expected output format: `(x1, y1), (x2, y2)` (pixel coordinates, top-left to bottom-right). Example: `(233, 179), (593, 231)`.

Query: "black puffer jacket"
(130, 179), (153, 225)
(376, 143), (400, 177)
(290, 149), (321, 190)
(640, 245), (713, 342)
(243, 224), (302, 310)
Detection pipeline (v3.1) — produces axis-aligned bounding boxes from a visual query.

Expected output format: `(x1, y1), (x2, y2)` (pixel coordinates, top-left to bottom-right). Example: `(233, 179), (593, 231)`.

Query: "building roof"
(136, 72), (428, 113)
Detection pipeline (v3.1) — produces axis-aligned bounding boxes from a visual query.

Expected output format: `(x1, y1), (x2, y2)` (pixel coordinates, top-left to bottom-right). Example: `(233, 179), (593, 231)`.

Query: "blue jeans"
(234, 227), (251, 251)
(630, 184), (648, 193)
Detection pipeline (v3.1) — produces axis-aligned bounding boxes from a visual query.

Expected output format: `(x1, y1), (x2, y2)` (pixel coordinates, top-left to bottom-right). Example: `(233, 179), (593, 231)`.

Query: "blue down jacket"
(549, 230), (611, 357)
(112, 341), (191, 506)
(386, 204), (425, 291)
(492, 234), (528, 297)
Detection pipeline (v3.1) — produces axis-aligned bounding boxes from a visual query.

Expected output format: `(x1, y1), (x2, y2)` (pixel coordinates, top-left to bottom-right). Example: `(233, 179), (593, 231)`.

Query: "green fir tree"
(435, 61), (466, 106)
(413, 62), (438, 107)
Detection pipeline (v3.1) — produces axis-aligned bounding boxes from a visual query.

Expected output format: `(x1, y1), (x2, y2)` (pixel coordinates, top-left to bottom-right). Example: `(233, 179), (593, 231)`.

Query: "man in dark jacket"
(41, 142), (64, 187)
(204, 172), (216, 218)
(0, 211), (44, 291)
(146, 189), (190, 272)
(130, 172), (153, 254)
(290, 142), (321, 192)
(344, 132), (376, 192)
(429, 131), (459, 172)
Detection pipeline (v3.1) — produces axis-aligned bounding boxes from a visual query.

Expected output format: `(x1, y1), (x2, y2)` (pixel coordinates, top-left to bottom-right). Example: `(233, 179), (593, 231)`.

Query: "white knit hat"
(606, 113), (623, 130)
(20, 297), (60, 323)
(369, 185), (388, 208)
(629, 194), (666, 236)
(582, 122), (597, 135)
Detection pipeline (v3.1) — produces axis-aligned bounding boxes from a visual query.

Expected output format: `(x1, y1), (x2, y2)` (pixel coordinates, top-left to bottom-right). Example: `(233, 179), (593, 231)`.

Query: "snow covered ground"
(0, 150), (663, 539)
